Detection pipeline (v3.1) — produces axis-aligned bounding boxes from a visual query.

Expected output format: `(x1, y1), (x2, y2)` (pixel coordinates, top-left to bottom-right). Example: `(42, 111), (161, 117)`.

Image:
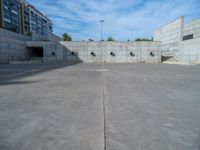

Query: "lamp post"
(100, 20), (104, 41)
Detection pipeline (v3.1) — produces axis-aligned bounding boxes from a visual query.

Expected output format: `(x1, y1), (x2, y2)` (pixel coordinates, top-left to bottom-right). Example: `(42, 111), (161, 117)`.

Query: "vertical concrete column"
(19, 1), (24, 34)
(137, 42), (142, 63)
(0, 0), (3, 28)
(43, 42), (46, 62)
(101, 42), (107, 63)
(180, 16), (184, 41)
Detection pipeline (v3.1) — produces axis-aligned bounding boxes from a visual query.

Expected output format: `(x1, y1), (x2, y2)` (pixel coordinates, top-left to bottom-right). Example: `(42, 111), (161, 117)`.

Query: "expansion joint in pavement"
(101, 64), (107, 150)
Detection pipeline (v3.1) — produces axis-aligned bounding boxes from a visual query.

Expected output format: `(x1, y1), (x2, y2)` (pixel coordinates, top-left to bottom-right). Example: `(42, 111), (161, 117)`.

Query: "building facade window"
(1, 0), (53, 39)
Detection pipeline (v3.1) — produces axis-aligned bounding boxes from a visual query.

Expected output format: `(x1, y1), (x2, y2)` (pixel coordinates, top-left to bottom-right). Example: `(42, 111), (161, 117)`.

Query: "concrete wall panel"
(175, 38), (200, 64)
(59, 41), (161, 63)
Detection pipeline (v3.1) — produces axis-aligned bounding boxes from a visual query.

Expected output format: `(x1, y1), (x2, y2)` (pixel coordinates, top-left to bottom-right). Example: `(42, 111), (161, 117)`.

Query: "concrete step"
(162, 61), (190, 65)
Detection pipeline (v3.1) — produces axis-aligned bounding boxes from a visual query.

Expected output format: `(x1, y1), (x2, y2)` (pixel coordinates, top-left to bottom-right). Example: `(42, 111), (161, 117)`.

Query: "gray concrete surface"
(0, 63), (200, 150)
(61, 41), (161, 63)
(153, 17), (200, 64)
(103, 64), (200, 150)
(0, 63), (104, 150)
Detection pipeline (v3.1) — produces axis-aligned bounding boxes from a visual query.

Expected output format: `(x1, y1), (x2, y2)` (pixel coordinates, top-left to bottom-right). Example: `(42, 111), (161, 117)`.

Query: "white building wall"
(175, 38), (200, 64)
(154, 17), (200, 64)
(184, 19), (200, 39)
(154, 17), (184, 45)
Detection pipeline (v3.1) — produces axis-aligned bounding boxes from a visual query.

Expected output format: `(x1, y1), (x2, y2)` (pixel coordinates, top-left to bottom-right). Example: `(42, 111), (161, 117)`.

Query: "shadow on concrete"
(0, 42), (85, 86)
(161, 56), (174, 62)
(0, 43), (85, 85)
(0, 81), (41, 86)
(63, 46), (83, 63)
(0, 62), (83, 86)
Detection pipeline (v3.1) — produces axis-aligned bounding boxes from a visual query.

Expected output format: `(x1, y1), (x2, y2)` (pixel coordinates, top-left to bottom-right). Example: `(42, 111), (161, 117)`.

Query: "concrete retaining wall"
(60, 41), (161, 63)
(154, 17), (183, 45)
(0, 28), (62, 63)
(32, 32), (62, 42)
(175, 38), (200, 64)
(184, 19), (200, 39)
(0, 29), (30, 63)
(0, 37), (26, 63)
(25, 41), (64, 63)
(1, 26), (199, 65)
(0, 28), (31, 41)
(48, 33), (62, 42)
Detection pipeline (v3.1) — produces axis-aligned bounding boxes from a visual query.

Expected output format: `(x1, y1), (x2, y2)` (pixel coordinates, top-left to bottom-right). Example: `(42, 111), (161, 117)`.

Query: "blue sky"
(27, 0), (200, 41)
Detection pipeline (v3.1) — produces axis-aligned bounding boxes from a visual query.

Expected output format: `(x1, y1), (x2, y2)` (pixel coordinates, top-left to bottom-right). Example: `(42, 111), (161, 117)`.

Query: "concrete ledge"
(163, 61), (191, 65)
(9, 60), (43, 65)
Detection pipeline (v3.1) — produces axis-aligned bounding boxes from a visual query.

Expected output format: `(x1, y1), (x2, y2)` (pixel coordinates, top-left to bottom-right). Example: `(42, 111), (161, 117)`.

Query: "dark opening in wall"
(183, 34), (193, 41)
(130, 52), (135, 57)
(26, 47), (43, 60)
(150, 52), (154, 57)
(71, 52), (75, 56)
(110, 52), (115, 56)
(91, 52), (96, 57)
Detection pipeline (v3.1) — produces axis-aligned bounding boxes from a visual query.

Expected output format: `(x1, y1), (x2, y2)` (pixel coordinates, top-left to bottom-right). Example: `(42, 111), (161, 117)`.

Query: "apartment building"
(23, 1), (53, 40)
(0, 0), (53, 40)
(0, 0), (22, 33)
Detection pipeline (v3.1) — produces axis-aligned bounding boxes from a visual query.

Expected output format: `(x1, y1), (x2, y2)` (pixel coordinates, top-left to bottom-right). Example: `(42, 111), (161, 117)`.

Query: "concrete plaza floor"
(0, 63), (200, 150)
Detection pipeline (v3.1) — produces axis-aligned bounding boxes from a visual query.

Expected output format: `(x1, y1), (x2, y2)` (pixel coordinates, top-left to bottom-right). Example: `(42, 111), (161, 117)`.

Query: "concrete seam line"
(101, 63), (107, 150)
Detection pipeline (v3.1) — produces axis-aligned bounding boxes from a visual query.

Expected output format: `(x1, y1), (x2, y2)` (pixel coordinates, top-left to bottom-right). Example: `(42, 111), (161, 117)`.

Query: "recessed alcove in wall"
(26, 47), (43, 61)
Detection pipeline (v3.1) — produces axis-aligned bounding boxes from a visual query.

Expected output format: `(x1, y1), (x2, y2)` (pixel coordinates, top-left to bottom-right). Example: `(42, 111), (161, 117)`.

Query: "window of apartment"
(4, 5), (8, 9)
(11, 9), (18, 15)
(31, 17), (36, 22)
(31, 21), (36, 26)
(3, 0), (9, 5)
(4, 18), (11, 23)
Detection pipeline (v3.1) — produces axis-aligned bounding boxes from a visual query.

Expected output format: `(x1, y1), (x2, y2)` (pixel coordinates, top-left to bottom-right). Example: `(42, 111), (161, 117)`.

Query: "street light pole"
(100, 20), (104, 41)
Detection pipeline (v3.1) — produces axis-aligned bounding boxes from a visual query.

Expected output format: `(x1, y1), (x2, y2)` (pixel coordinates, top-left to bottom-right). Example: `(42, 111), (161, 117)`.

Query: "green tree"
(63, 33), (72, 41)
(89, 38), (94, 41)
(107, 37), (115, 41)
(135, 38), (142, 41)
(135, 38), (153, 41)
